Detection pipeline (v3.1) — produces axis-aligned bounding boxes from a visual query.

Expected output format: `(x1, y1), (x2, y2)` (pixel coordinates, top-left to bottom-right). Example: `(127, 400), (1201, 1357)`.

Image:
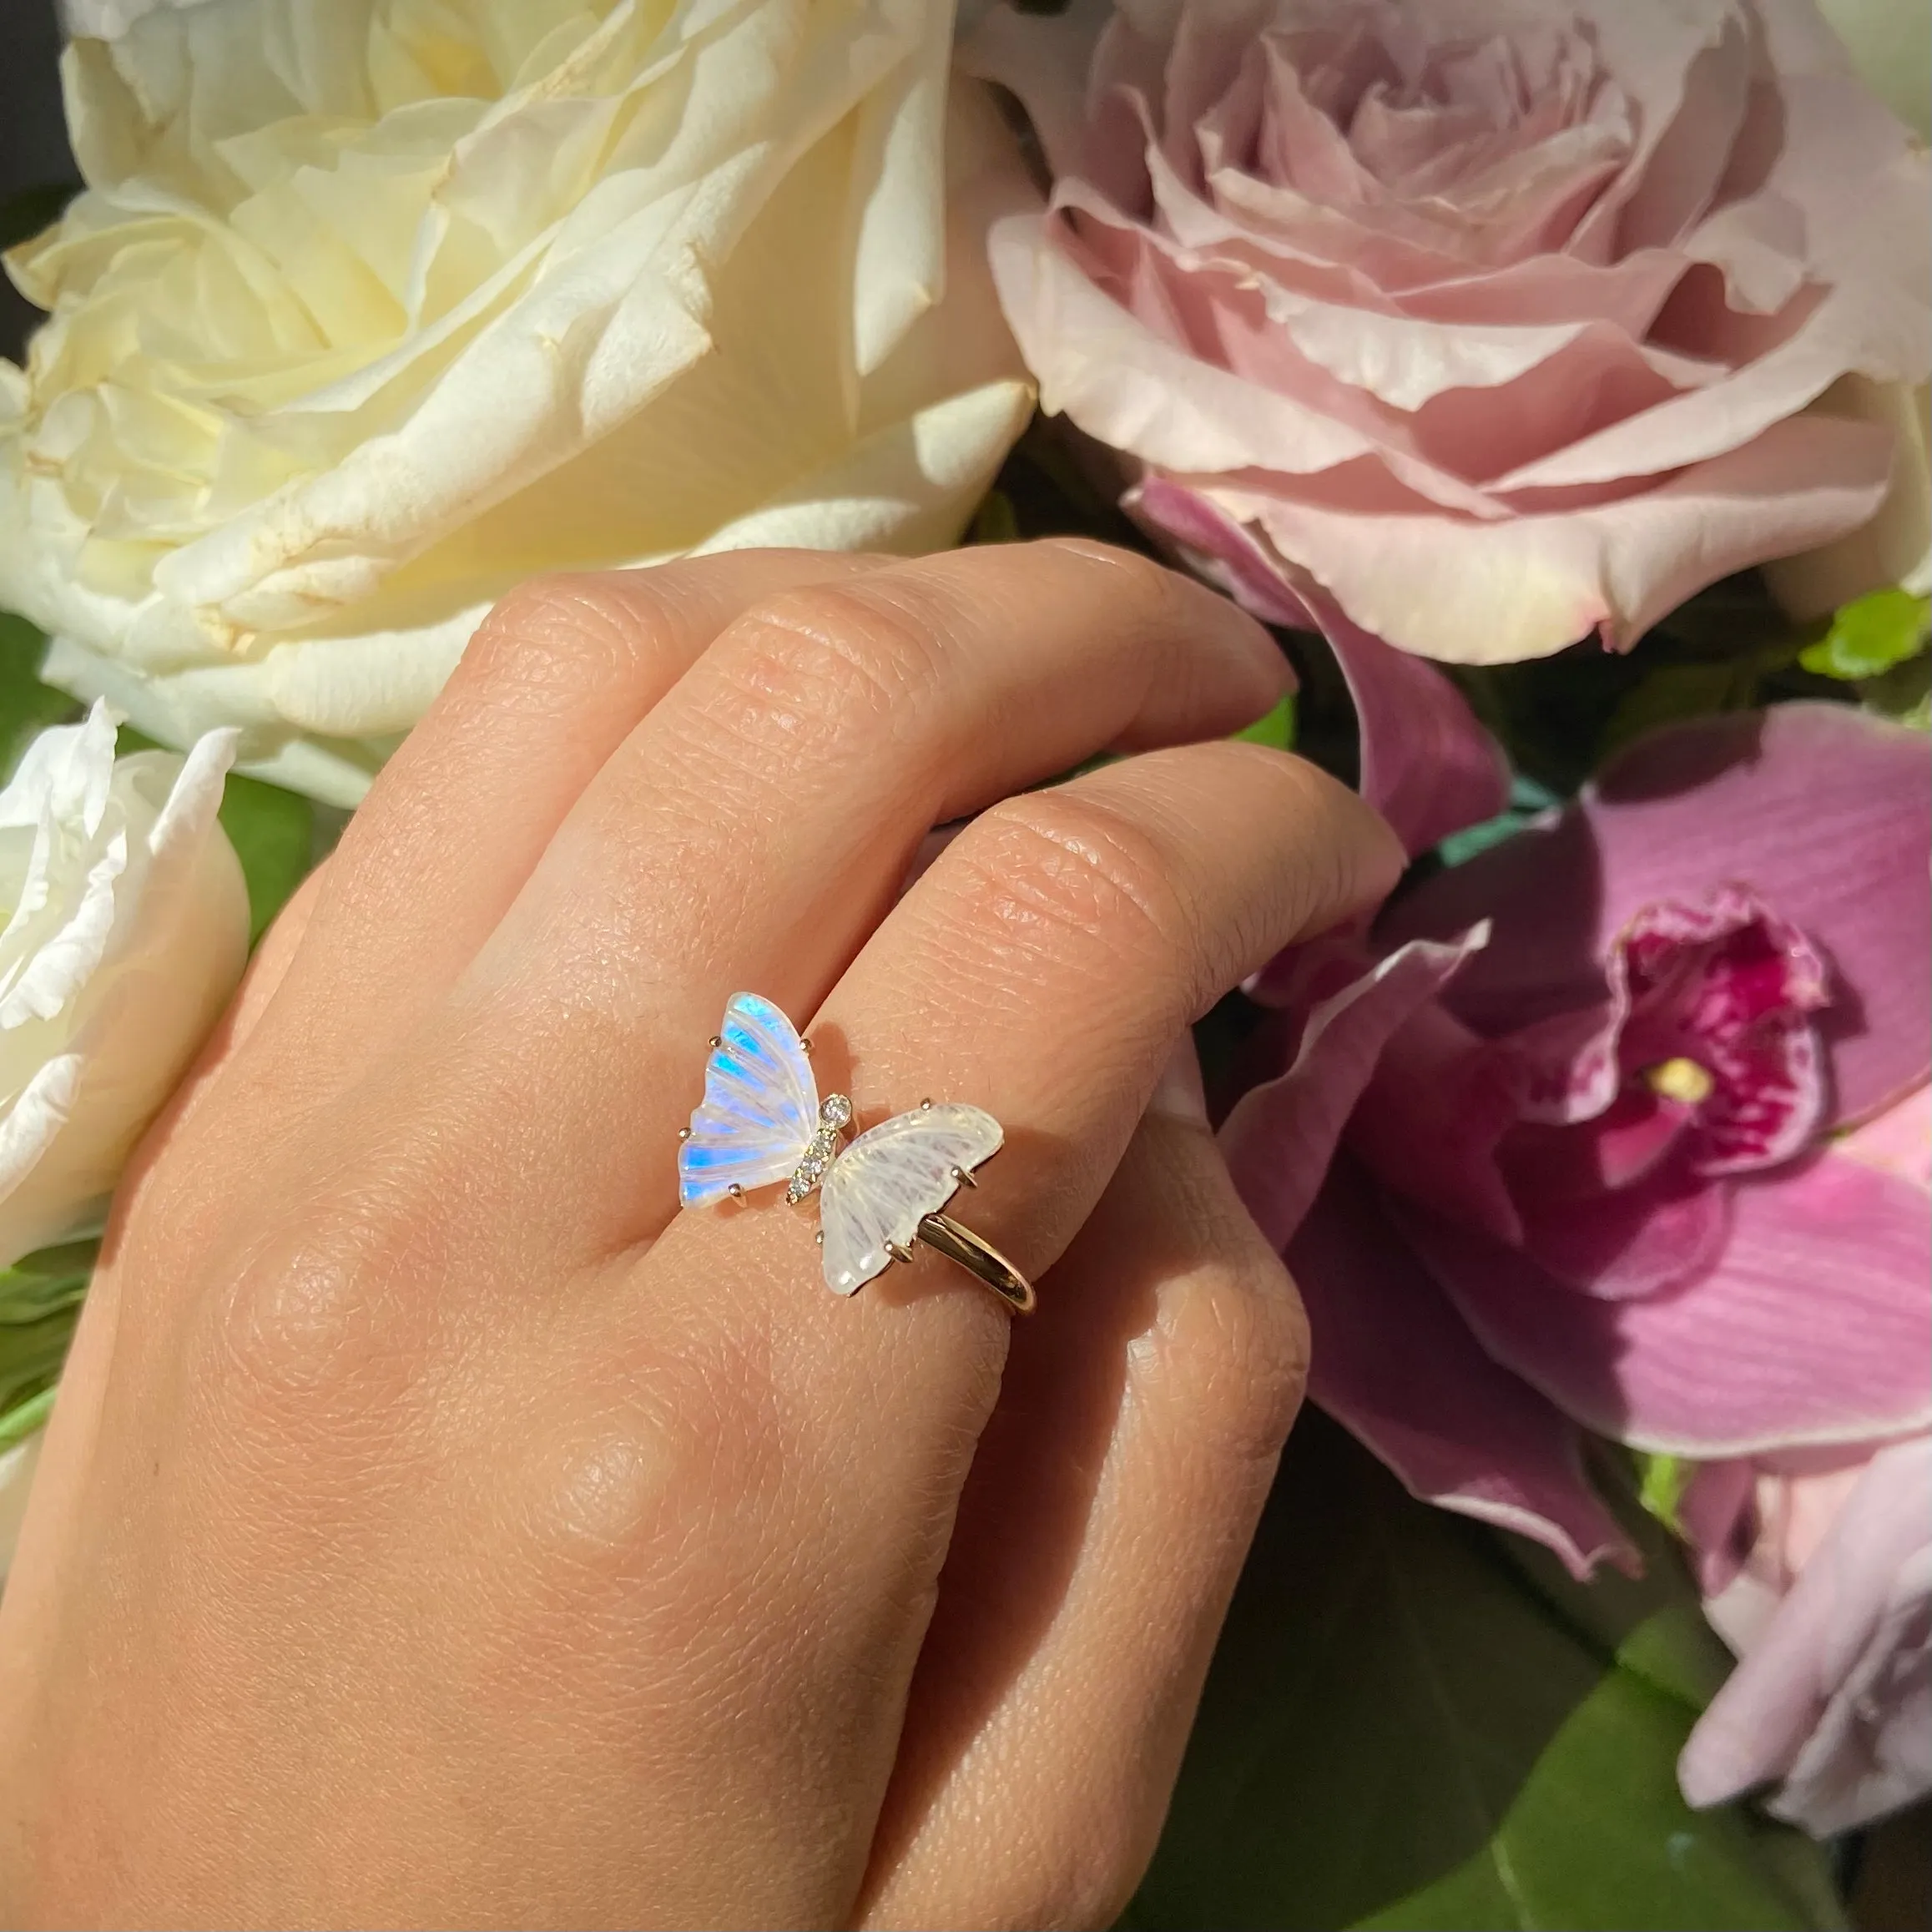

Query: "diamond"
(821, 1092), (854, 1129)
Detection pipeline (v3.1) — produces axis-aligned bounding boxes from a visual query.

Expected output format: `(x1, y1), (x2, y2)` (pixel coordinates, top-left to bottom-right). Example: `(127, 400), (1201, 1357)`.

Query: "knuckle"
(463, 572), (655, 704)
(956, 789), (1190, 966)
(514, 1306), (789, 1603)
(1159, 1238), (1310, 1465)
(716, 582), (950, 759)
(200, 1183), (442, 1430)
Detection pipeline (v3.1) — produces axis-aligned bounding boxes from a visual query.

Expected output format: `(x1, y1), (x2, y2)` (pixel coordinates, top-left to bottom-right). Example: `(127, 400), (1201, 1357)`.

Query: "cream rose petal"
(0, 709), (249, 1264)
(3, 0), (1033, 800)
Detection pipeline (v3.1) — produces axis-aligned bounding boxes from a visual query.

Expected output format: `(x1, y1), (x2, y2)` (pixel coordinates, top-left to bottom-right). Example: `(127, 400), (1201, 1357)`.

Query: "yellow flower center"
(1644, 1057), (1716, 1106)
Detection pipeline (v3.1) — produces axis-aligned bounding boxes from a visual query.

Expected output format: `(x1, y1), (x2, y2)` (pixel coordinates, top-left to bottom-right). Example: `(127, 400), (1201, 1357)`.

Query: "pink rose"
(966, 0), (1932, 663)
(1678, 1435), (1931, 1834)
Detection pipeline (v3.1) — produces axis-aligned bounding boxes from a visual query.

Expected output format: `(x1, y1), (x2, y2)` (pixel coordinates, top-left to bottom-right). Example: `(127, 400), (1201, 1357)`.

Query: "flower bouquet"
(0, 1), (1925, 1924)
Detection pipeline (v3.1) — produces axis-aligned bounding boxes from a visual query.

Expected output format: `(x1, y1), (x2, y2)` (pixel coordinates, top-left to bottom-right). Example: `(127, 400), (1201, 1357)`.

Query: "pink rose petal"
(1680, 1435), (1932, 1835)
(1207, 411), (1893, 660)
(967, 0), (1931, 664)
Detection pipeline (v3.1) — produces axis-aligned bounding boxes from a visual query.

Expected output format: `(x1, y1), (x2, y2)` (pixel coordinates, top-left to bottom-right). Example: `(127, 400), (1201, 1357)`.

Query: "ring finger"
(586, 742), (1398, 1892)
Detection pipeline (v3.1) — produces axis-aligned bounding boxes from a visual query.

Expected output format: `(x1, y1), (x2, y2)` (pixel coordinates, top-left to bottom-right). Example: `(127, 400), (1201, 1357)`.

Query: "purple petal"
(1132, 476), (1509, 856)
(1500, 1090), (1696, 1198)
(1511, 1164), (1734, 1302)
(1289, 1161), (1639, 1581)
(1400, 1153), (1932, 1455)
(1317, 602), (1510, 860)
(1348, 996), (1524, 1243)
(1385, 706), (1932, 1125)
(1223, 929), (1489, 1249)
(1680, 1458), (1758, 1597)
(1680, 1435), (1932, 1836)
(1132, 472), (1318, 628)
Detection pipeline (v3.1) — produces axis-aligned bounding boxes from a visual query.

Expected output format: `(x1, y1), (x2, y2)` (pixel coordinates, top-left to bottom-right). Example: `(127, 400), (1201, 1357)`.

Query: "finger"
(232, 551), (887, 1091)
(447, 542), (1294, 1248)
(593, 747), (1397, 1854)
(857, 1043), (1304, 1929)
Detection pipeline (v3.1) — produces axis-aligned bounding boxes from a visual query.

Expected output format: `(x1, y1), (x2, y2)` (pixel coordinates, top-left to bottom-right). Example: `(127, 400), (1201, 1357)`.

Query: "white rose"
(1, 1), (1036, 807)
(0, 1432), (43, 1581)
(0, 703), (248, 1266)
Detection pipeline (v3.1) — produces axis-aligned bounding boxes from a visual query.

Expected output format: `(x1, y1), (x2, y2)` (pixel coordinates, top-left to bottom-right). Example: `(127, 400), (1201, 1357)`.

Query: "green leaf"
(1233, 692), (1297, 750)
(0, 1385), (55, 1451)
(1122, 1412), (1844, 1932)
(0, 1240), (96, 1448)
(1637, 1451), (1695, 1538)
(1798, 588), (1930, 683)
(1600, 660), (1757, 761)
(0, 1238), (96, 1326)
(219, 771), (316, 944)
(0, 612), (81, 779)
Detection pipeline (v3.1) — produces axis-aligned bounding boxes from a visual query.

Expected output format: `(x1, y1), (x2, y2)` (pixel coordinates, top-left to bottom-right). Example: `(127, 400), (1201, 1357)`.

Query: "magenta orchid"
(1220, 663), (1931, 1584)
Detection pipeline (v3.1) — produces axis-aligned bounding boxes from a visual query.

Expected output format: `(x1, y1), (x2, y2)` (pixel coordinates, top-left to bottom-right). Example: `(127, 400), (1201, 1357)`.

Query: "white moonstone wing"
(678, 993), (820, 1208)
(818, 1104), (1003, 1294)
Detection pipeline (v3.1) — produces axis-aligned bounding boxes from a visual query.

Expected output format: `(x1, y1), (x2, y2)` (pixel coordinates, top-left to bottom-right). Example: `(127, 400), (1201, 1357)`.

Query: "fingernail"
(1150, 1035), (1209, 1126)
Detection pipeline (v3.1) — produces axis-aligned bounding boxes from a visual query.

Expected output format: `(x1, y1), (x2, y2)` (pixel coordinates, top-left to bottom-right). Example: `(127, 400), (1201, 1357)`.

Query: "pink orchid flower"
(1219, 647), (1931, 1589)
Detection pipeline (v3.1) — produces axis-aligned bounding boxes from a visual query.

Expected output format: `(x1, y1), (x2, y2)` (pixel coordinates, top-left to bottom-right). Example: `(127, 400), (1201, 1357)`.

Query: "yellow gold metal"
(709, 1035), (723, 1050)
(728, 1183), (744, 1202)
(950, 1164), (977, 1188)
(800, 1037), (815, 1057)
(916, 1213), (1035, 1314)
(678, 1127), (691, 1142)
(885, 1241), (916, 1266)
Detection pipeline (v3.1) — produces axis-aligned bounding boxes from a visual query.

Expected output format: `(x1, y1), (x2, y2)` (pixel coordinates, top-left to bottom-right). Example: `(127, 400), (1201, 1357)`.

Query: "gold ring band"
(916, 1212), (1036, 1315)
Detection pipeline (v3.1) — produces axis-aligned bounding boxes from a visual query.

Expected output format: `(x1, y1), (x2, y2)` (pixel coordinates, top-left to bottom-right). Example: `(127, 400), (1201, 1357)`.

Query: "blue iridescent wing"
(678, 993), (821, 1208)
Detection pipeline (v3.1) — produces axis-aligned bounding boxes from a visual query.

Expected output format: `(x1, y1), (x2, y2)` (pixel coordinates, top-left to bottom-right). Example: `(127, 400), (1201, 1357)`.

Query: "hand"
(0, 542), (1400, 1928)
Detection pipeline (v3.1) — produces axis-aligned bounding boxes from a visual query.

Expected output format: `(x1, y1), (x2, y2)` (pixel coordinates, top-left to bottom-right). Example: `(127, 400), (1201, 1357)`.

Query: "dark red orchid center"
(1609, 888), (1830, 1182)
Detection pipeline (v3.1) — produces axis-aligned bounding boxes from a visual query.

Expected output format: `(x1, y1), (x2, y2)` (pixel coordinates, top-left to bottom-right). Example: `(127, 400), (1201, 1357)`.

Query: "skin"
(0, 541), (1401, 1929)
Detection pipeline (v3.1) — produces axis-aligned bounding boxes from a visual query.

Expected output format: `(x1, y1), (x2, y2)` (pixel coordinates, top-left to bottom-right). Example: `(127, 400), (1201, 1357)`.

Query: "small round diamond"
(821, 1093), (854, 1129)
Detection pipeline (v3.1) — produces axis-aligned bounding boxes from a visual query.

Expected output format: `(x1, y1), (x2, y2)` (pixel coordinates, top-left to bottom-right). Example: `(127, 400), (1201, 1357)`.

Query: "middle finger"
(450, 542), (1290, 1254)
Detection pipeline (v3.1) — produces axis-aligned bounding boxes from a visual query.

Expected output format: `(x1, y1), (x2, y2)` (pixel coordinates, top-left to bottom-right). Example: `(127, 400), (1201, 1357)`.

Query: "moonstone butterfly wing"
(678, 992), (820, 1208)
(818, 1103), (1002, 1295)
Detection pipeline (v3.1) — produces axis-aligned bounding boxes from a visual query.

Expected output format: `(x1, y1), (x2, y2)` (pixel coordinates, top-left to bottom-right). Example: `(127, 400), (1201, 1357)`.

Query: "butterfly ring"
(677, 994), (1035, 1314)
